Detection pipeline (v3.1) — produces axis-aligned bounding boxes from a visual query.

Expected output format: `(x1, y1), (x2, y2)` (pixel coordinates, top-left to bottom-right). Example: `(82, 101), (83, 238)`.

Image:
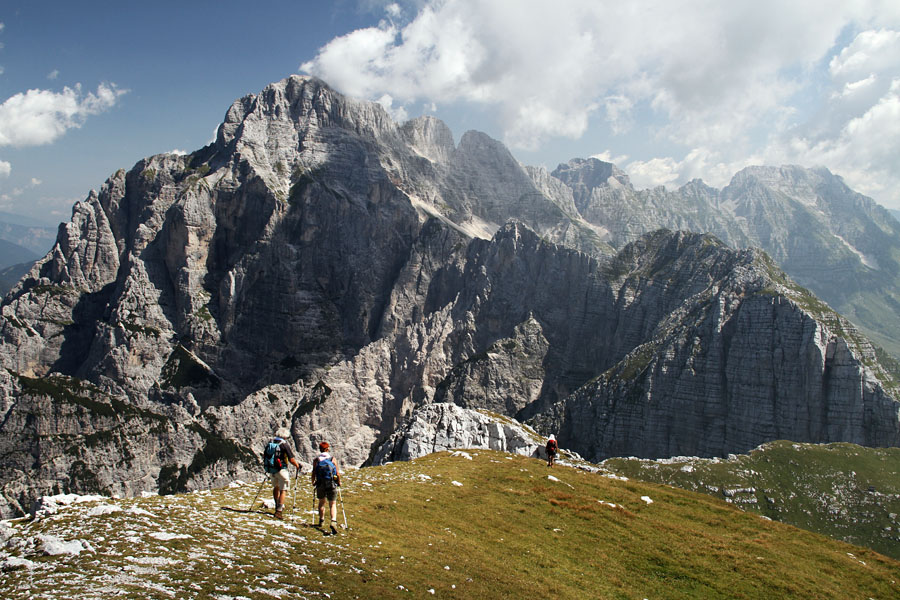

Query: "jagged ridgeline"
(1, 75), (898, 517)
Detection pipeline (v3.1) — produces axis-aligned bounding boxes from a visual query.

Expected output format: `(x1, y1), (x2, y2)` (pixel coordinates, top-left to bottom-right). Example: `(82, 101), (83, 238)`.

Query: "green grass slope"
(603, 441), (900, 560)
(2, 450), (898, 599)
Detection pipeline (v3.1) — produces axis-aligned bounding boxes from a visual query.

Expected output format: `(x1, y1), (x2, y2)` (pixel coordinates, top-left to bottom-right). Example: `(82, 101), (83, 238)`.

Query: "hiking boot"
(274, 510), (283, 520)
(330, 524), (338, 535)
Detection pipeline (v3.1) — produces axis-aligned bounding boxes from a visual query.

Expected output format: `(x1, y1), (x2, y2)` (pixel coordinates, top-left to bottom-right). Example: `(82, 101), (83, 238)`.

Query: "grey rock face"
(533, 261), (900, 460)
(433, 316), (548, 418)
(0, 76), (897, 518)
(0, 371), (253, 517)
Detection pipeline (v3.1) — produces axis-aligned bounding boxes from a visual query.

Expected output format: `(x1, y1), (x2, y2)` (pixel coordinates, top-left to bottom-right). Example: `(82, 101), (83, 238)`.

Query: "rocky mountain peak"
(455, 130), (521, 168)
(218, 75), (396, 145)
(677, 178), (717, 197)
(552, 158), (632, 191)
(549, 157), (634, 218)
(401, 115), (456, 164)
(725, 164), (838, 207)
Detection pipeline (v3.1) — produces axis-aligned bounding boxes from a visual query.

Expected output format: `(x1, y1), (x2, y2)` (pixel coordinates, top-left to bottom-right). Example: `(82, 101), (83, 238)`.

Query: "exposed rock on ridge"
(371, 403), (543, 464)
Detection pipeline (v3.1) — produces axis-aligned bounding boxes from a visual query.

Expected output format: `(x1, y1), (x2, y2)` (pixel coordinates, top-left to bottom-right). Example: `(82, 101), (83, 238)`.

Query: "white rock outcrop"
(372, 403), (542, 464)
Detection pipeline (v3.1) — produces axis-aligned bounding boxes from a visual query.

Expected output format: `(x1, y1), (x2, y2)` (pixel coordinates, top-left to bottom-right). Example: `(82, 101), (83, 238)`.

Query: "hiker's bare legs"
(273, 487), (287, 513)
(316, 498), (337, 524)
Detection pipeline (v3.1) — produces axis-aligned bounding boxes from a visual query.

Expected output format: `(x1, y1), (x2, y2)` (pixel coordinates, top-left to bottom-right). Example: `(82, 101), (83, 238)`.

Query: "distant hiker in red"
(311, 442), (341, 535)
(546, 434), (558, 467)
(263, 428), (301, 519)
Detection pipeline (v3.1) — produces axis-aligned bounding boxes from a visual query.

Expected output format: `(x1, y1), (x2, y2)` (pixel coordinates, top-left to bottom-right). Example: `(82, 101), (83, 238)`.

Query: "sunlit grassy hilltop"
(2, 450), (898, 599)
(604, 440), (900, 560)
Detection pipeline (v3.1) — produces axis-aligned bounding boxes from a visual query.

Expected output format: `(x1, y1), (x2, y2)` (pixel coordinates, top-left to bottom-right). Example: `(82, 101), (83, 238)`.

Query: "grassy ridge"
(603, 441), (900, 560)
(2, 450), (898, 599)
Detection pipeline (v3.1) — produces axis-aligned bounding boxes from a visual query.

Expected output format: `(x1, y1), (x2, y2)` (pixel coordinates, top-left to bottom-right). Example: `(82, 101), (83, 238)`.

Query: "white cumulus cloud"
(775, 79), (900, 199)
(631, 26), (900, 198)
(591, 150), (629, 165)
(626, 157), (681, 189)
(304, 1), (900, 202)
(376, 93), (409, 122)
(385, 3), (402, 19)
(626, 148), (757, 190)
(830, 29), (900, 82)
(303, 1), (898, 146)
(47, 69), (60, 80)
(0, 159), (10, 178)
(0, 83), (126, 148)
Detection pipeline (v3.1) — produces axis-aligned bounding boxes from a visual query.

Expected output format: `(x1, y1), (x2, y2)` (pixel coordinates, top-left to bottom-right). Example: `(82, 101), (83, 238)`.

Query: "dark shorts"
(316, 483), (336, 502)
(548, 449), (557, 457)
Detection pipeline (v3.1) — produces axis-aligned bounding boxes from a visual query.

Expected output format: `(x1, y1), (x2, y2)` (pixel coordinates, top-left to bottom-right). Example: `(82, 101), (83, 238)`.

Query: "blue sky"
(1, 1), (899, 226)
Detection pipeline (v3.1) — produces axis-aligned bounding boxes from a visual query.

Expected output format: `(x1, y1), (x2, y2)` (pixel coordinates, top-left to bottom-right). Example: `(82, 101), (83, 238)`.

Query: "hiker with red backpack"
(311, 441), (341, 535)
(263, 428), (301, 519)
(546, 434), (558, 467)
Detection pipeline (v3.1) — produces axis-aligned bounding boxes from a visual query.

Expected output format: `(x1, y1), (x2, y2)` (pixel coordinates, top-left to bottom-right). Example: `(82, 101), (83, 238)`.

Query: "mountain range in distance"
(0, 213), (56, 288)
(0, 215), (56, 296)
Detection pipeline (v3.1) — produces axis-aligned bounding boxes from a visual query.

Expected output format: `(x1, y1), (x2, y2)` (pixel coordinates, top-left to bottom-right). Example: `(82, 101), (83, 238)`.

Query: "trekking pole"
(338, 486), (348, 530)
(311, 476), (317, 525)
(247, 477), (267, 512)
(291, 466), (299, 522)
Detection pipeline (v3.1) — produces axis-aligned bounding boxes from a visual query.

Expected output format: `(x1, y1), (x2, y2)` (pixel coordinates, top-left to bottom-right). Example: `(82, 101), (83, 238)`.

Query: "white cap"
(548, 434), (556, 441)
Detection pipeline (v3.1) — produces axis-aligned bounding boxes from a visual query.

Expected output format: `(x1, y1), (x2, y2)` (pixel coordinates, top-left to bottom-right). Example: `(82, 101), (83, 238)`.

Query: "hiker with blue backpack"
(263, 428), (301, 520)
(311, 442), (341, 534)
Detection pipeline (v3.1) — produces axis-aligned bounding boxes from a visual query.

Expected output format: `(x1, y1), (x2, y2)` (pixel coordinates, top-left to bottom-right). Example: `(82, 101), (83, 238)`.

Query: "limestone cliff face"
(0, 76), (898, 518)
(432, 316), (549, 417)
(530, 234), (900, 460)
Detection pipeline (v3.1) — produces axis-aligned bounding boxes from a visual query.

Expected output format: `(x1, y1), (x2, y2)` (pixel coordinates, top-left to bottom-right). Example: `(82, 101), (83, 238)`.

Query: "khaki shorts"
(271, 469), (290, 491)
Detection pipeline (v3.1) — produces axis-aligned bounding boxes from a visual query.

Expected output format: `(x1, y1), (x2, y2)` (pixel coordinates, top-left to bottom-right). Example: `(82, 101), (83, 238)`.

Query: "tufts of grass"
(194, 305), (213, 322)
(28, 284), (72, 297)
(121, 320), (161, 338)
